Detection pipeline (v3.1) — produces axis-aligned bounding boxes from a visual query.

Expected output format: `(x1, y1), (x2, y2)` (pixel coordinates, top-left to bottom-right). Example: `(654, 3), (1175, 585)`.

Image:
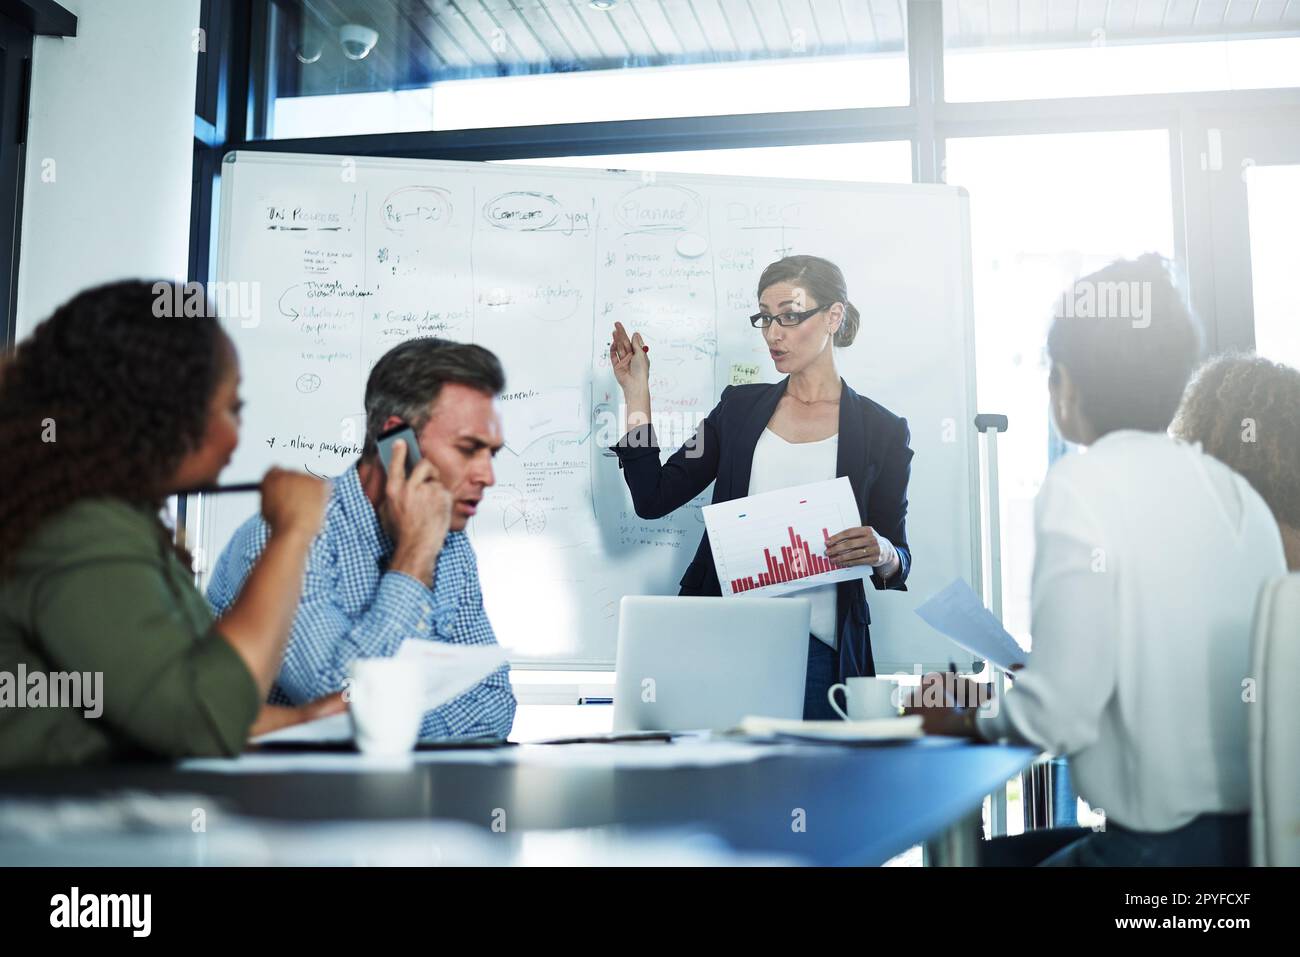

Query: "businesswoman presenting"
(609, 255), (913, 719)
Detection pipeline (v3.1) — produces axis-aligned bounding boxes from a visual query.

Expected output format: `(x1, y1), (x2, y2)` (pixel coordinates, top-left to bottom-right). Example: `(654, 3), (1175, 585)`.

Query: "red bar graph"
(729, 525), (845, 593)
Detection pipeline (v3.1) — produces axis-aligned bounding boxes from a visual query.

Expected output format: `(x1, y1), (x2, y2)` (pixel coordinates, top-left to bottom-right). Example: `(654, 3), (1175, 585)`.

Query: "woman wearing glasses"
(608, 254), (913, 719)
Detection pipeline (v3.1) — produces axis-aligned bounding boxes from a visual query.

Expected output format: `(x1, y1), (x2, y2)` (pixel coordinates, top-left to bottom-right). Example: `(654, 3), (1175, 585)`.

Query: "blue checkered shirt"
(206, 465), (515, 739)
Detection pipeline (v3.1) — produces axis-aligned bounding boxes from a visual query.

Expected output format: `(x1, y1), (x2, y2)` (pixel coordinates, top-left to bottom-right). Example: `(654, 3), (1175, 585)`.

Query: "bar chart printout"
(702, 477), (870, 598)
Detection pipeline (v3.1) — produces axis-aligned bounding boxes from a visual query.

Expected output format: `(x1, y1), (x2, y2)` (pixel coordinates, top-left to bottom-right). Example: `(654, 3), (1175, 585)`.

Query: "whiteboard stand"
(975, 413), (1010, 839)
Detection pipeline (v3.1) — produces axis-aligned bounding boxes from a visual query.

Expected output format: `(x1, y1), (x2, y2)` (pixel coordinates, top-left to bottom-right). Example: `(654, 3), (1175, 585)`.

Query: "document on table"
(914, 579), (1029, 672)
(734, 714), (923, 743)
(182, 749), (513, 773)
(511, 740), (818, 769)
(250, 641), (507, 745)
(703, 476), (868, 597)
(396, 640), (508, 713)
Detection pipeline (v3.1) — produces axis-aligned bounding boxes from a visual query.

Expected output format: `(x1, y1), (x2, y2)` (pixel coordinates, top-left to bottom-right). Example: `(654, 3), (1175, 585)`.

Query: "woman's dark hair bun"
(835, 301), (860, 347)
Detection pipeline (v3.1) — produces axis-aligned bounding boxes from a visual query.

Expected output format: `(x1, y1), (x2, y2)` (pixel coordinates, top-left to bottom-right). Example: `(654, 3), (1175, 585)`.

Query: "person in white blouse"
(914, 254), (1286, 866)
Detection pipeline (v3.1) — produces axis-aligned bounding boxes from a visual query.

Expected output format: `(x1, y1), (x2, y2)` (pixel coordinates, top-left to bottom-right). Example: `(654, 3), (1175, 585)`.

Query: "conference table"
(0, 737), (1037, 866)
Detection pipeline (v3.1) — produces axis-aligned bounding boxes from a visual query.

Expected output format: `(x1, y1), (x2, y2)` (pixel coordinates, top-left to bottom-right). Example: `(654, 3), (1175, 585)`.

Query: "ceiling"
(283, 0), (903, 93)
(277, 0), (1300, 94)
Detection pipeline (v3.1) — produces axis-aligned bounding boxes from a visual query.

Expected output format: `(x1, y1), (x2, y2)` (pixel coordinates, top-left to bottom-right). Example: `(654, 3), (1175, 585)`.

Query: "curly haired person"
(0, 280), (338, 768)
(1174, 353), (1300, 571)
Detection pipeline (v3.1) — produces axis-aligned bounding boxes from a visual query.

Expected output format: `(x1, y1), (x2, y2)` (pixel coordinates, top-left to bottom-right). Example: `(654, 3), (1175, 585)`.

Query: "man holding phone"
(207, 338), (515, 739)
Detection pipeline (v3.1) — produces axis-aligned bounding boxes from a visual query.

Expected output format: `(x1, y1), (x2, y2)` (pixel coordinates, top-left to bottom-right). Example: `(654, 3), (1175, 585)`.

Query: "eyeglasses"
(749, 305), (828, 329)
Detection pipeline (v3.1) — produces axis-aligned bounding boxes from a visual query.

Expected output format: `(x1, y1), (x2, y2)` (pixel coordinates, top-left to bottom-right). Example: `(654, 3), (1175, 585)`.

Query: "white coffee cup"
(347, 658), (424, 755)
(827, 677), (900, 721)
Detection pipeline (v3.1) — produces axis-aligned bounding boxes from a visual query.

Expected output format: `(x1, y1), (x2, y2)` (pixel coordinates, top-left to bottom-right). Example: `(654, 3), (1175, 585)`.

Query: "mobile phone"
(377, 423), (421, 477)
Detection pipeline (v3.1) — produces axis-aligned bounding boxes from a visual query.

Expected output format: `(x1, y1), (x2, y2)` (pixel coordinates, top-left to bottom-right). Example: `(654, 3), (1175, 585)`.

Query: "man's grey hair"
(363, 338), (505, 457)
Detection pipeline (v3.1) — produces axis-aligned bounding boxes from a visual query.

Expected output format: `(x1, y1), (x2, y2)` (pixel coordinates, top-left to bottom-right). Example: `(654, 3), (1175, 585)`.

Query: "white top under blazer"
(748, 427), (840, 648)
(978, 430), (1286, 833)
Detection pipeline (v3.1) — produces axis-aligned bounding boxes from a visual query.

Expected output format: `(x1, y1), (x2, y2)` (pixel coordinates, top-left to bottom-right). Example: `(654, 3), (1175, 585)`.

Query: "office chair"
(1249, 574), (1300, 866)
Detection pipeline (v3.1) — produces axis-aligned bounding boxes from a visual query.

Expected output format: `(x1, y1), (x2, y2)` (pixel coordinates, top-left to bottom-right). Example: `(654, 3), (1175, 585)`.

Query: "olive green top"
(0, 498), (259, 768)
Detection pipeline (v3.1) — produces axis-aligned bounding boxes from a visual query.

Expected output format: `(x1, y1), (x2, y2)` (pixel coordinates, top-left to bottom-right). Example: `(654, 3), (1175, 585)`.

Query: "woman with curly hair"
(0, 280), (335, 768)
(1173, 354), (1300, 571)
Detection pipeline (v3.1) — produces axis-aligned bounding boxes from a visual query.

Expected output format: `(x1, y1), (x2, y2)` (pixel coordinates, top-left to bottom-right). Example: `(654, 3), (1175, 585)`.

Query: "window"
(943, 0), (1300, 102)
(268, 0), (910, 139)
(944, 129), (1176, 644)
(1246, 163), (1300, 368)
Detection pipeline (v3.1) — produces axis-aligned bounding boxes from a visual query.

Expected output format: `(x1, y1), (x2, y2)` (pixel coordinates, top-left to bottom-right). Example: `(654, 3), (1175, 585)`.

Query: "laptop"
(613, 595), (811, 732)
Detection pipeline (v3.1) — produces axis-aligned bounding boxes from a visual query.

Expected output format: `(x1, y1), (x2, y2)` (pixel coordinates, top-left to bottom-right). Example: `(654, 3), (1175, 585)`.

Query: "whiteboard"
(203, 150), (980, 673)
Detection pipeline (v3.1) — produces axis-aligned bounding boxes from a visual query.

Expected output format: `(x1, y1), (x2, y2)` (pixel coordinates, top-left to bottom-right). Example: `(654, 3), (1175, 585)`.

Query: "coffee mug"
(827, 677), (900, 721)
(347, 658), (424, 755)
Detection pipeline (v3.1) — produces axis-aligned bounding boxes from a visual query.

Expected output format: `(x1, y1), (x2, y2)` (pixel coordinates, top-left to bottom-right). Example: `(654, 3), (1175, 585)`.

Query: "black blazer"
(611, 376), (913, 679)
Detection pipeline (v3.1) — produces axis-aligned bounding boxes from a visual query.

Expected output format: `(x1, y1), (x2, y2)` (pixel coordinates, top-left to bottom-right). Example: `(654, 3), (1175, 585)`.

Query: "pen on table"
(577, 696), (613, 705)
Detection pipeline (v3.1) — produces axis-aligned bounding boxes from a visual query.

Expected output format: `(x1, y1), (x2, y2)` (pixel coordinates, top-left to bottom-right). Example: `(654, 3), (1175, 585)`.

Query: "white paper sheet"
(703, 476), (868, 597)
(183, 741), (816, 773)
(734, 715), (923, 742)
(395, 640), (508, 712)
(249, 640), (508, 746)
(181, 749), (513, 773)
(914, 579), (1029, 671)
(508, 740), (823, 769)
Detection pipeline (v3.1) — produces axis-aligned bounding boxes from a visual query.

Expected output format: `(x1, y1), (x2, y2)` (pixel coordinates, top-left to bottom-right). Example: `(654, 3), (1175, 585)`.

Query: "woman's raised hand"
(610, 321), (650, 397)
